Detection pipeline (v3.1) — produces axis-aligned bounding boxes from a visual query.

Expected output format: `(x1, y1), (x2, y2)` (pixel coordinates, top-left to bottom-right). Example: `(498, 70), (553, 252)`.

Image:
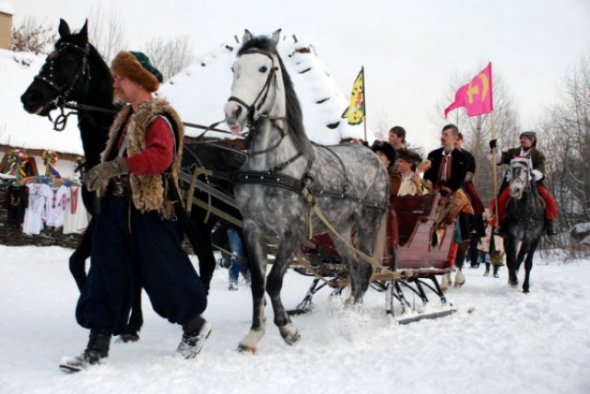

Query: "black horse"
(502, 159), (545, 293)
(20, 19), (244, 340)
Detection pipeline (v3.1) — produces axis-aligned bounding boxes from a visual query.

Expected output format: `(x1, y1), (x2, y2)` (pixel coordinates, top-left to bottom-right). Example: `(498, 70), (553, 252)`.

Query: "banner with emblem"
(341, 67), (365, 125)
(444, 62), (493, 118)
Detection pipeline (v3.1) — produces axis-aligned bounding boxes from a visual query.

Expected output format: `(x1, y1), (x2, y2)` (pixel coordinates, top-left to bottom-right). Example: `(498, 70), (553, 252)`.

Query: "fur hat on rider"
(111, 51), (163, 92)
(396, 148), (422, 167)
(371, 140), (397, 165)
(519, 131), (537, 147)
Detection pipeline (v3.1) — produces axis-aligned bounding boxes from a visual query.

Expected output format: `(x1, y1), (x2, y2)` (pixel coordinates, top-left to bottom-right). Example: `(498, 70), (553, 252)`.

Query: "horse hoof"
(117, 332), (140, 343)
(283, 331), (300, 345)
(237, 344), (257, 354)
(280, 324), (300, 345)
(453, 271), (465, 287)
(522, 287), (530, 294)
(508, 280), (518, 288)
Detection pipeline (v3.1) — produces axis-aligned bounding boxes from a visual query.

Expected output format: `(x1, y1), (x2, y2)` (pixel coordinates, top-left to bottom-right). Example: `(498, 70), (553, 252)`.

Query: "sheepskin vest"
(100, 99), (184, 213)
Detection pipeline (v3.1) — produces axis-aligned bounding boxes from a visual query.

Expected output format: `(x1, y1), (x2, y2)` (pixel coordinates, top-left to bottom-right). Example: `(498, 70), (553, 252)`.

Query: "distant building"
(0, 2), (13, 50)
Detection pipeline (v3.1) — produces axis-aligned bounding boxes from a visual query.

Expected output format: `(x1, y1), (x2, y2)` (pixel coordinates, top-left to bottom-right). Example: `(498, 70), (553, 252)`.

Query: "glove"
(531, 169), (544, 182)
(489, 139), (497, 151)
(86, 158), (128, 192)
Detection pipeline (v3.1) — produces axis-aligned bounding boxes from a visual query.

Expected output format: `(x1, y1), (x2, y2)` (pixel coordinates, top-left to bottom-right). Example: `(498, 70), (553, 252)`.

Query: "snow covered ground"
(1, 245), (589, 394)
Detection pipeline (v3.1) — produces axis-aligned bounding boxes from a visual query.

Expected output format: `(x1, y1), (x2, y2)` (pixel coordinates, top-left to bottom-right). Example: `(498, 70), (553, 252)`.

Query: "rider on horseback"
(490, 131), (558, 235)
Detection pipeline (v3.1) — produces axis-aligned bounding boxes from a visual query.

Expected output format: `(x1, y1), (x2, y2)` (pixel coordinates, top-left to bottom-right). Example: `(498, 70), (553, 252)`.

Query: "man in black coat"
(424, 124), (469, 196)
(424, 124), (472, 281)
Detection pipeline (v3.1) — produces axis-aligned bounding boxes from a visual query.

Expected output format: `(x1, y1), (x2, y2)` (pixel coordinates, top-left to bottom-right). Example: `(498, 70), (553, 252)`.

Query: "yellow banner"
(341, 68), (365, 125)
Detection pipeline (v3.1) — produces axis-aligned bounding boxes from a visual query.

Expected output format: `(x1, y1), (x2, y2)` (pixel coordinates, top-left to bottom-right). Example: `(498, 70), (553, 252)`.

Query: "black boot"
(177, 315), (212, 359)
(546, 220), (557, 236)
(60, 329), (111, 373)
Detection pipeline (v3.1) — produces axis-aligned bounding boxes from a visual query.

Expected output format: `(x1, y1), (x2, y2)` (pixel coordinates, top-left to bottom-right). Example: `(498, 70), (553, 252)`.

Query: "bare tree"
(88, 5), (128, 63)
(539, 54), (590, 233)
(143, 36), (195, 81)
(10, 16), (56, 55)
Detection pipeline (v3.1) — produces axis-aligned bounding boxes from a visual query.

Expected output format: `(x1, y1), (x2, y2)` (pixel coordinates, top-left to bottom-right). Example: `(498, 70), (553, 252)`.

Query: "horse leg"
(69, 220), (94, 291)
(331, 227), (365, 304)
(522, 239), (539, 293)
(238, 219), (268, 353)
(350, 217), (384, 302)
(266, 232), (301, 345)
(515, 242), (528, 274)
(188, 215), (216, 294)
(504, 236), (518, 287)
(453, 243), (468, 287)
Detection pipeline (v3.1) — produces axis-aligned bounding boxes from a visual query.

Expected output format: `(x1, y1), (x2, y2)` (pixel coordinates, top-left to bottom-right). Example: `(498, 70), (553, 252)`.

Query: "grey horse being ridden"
(503, 158), (545, 293)
(224, 30), (389, 352)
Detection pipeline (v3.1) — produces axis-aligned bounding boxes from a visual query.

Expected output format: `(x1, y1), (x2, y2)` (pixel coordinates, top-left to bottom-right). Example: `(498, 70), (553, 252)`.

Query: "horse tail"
(371, 209), (388, 266)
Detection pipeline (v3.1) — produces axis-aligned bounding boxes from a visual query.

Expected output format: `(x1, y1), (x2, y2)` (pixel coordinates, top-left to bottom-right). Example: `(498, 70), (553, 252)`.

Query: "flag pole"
(362, 66), (367, 142)
(490, 111), (500, 228)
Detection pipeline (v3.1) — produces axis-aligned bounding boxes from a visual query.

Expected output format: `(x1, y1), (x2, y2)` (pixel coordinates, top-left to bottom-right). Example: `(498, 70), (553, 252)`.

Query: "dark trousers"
(76, 196), (207, 335)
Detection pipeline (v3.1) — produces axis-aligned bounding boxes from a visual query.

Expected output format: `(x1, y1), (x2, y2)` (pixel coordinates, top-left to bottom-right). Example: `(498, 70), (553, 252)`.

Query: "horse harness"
(35, 41), (91, 106)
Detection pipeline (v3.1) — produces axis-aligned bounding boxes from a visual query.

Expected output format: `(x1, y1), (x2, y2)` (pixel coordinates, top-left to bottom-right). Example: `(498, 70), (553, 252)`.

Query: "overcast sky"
(9, 0), (590, 150)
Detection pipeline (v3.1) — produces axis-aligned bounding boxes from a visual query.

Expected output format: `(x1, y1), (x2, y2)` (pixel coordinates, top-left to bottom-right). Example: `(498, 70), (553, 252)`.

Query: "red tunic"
(117, 117), (174, 175)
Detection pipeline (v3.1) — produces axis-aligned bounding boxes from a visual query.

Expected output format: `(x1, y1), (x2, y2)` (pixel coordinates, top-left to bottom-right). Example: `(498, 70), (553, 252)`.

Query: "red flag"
(444, 62), (493, 118)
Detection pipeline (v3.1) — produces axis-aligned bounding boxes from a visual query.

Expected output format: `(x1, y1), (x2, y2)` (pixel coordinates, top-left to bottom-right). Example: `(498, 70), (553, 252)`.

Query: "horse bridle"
(34, 41), (91, 106)
(227, 49), (282, 127)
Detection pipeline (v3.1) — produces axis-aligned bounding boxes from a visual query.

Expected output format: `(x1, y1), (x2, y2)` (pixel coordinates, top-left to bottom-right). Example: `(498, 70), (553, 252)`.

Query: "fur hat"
(371, 140), (396, 165)
(111, 51), (163, 92)
(396, 147), (422, 166)
(519, 131), (537, 147)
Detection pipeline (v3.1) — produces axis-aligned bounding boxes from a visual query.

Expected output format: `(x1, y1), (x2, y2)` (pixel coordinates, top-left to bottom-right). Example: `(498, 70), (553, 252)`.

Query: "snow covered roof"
(159, 33), (373, 145)
(0, 1), (13, 15)
(0, 49), (84, 155)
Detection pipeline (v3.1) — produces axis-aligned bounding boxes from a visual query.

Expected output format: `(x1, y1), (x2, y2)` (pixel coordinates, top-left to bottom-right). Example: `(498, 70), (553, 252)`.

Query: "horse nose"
(224, 101), (242, 121)
(21, 89), (42, 113)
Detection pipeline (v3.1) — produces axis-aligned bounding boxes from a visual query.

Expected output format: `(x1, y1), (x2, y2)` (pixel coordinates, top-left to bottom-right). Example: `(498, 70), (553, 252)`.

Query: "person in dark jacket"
(424, 124), (469, 196)
(491, 131), (558, 235)
(371, 140), (400, 198)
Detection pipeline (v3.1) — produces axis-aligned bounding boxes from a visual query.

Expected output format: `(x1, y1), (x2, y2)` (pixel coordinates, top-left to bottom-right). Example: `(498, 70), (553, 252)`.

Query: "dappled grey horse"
(503, 159), (545, 293)
(224, 30), (389, 352)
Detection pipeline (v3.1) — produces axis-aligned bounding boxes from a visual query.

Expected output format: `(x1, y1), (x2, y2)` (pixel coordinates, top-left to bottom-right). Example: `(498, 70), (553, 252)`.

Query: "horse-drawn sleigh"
(21, 21), (459, 352)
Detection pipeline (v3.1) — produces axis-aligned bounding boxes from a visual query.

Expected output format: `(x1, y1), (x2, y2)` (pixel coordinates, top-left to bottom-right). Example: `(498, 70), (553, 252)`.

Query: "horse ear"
(58, 19), (71, 38)
(79, 19), (88, 41)
(243, 29), (253, 43)
(271, 29), (281, 45)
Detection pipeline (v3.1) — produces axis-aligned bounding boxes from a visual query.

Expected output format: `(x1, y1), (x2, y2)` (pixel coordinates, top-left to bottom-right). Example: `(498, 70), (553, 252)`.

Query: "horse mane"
(239, 36), (315, 160)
